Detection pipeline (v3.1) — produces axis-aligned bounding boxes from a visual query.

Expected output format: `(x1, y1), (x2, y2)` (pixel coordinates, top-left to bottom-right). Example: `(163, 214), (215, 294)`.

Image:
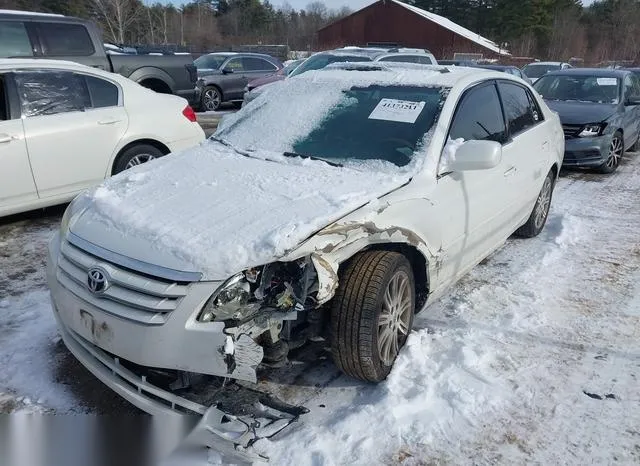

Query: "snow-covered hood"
(70, 143), (411, 281)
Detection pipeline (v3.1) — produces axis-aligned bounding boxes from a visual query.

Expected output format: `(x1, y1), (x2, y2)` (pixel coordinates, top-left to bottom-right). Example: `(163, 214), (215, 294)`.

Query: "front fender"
(283, 198), (441, 304)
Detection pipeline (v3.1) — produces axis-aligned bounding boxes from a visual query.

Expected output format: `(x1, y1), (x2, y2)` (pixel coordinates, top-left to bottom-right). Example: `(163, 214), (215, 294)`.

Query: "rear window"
(0, 21), (33, 58)
(37, 22), (95, 56)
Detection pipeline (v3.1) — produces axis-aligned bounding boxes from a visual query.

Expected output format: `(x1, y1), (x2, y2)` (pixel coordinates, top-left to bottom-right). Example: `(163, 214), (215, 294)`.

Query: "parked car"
(373, 48), (438, 65)
(242, 50), (374, 105)
(438, 59), (476, 66)
(0, 10), (199, 105)
(194, 52), (283, 111)
(245, 58), (304, 93)
(533, 68), (640, 173)
(623, 68), (640, 80)
(472, 64), (532, 84)
(0, 59), (205, 217)
(47, 64), (563, 461)
(522, 61), (572, 84)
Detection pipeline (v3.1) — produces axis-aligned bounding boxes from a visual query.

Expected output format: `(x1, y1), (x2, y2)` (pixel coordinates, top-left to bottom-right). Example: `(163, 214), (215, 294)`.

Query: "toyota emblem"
(87, 268), (109, 294)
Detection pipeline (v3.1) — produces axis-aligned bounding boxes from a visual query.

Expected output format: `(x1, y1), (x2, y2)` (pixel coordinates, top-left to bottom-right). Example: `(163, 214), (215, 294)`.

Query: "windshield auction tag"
(368, 99), (426, 124)
(596, 78), (617, 86)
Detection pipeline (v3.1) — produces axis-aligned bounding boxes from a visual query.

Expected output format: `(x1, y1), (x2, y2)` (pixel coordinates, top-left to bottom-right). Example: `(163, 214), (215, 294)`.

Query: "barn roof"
(319, 0), (509, 56)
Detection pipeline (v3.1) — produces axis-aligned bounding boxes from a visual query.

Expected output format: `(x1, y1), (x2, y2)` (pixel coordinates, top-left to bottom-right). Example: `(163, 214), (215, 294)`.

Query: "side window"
(0, 76), (7, 121)
(37, 23), (95, 57)
(449, 83), (506, 143)
(0, 21), (34, 58)
(14, 71), (89, 117)
(498, 82), (538, 136)
(242, 57), (277, 72)
(224, 58), (244, 72)
(83, 75), (119, 108)
(417, 56), (434, 65)
(623, 75), (638, 99)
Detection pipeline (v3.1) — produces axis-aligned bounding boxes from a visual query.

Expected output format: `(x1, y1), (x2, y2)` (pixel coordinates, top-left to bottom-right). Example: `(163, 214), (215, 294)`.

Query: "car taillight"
(182, 105), (197, 122)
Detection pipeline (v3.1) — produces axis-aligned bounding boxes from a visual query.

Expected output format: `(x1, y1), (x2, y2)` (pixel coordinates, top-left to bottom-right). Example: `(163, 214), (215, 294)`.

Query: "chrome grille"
(57, 240), (190, 325)
(562, 124), (583, 139)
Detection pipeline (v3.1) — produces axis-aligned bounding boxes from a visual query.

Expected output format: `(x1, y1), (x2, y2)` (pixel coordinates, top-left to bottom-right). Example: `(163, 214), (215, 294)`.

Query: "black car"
(533, 69), (640, 173)
(438, 59), (476, 66)
(472, 64), (532, 84)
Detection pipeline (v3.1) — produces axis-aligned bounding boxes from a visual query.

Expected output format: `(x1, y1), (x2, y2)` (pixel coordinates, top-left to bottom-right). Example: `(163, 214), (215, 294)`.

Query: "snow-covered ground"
(1, 155), (639, 465)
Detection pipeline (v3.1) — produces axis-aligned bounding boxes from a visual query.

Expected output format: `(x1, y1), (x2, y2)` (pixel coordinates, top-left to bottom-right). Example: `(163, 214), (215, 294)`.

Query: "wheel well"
(367, 243), (430, 311)
(112, 139), (171, 175)
(139, 78), (172, 94)
(550, 163), (559, 181)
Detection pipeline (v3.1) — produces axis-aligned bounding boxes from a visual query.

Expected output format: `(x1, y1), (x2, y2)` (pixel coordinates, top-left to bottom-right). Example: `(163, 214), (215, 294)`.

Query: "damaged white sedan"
(47, 63), (564, 461)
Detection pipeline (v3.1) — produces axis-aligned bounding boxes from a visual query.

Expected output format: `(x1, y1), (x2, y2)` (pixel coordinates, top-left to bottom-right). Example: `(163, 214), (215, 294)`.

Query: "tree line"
(412, 0), (640, 63)
(1, 0), (639, 62)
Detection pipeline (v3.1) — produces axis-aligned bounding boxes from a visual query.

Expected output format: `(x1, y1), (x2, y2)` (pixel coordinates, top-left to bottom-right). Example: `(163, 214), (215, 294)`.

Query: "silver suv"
(194, 52), (283, 110)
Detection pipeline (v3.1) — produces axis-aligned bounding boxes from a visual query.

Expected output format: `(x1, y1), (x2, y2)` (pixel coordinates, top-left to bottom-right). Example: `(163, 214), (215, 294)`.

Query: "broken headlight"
(198, 273), (257, 322)
(197, 259), (318, 323)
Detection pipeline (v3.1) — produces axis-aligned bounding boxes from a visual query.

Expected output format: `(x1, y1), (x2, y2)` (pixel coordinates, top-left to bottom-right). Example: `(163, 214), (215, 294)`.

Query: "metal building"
(318, 0), (509, 60)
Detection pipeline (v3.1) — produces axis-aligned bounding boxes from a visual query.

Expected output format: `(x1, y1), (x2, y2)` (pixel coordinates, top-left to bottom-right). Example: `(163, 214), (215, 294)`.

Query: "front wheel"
(201, 86), (222, 111)
(598, 131), (623, 174)
(515, 169), (555, 238)
(330, 251), (415, 383)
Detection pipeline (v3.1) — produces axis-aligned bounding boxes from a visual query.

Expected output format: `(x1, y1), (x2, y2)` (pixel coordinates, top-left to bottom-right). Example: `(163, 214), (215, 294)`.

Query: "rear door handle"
(98, 119), (122, 125)
(0, 133), (14, 143)
(504, 166), (516, 177)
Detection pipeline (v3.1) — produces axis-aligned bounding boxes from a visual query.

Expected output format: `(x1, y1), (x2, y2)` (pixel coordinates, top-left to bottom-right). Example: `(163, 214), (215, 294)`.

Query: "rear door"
(0, 73), (36, 212)
(496, 80), (549, 224)
(16, 69), (127, 198)
(241, 57), (279, 83)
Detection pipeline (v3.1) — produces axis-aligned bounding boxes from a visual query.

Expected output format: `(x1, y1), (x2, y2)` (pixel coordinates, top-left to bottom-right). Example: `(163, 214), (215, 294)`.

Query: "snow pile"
(438, 137), (465, 172)
(76, 144), (412, 279)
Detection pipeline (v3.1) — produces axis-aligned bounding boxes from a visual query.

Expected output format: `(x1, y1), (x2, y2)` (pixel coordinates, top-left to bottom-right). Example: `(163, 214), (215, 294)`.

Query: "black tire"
(330, 251), (415, 383)
(113, 144), (164, 175)
(598, 131), (623, 174)
(515, 169), (555, 238)
(201, 86), (222, 111)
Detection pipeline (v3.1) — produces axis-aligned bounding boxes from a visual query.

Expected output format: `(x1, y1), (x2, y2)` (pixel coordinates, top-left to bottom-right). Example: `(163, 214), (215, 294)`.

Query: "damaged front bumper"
(54, 312), (307, 463)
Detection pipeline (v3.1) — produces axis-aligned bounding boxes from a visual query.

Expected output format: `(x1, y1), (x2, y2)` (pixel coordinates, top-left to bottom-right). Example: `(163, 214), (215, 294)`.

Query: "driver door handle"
(98, 119), (122, 125)
(504, 166), (516, 177)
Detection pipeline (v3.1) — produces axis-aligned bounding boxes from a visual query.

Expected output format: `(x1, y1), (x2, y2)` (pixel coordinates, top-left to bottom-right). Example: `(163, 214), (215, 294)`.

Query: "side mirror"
(444, 140), (502, 172)
(222, 68), (234, 75)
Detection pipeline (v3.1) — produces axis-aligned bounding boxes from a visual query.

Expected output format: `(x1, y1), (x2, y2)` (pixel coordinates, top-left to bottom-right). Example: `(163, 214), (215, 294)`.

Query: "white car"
(522, 61), (573, 83)
(0, 59), (205, 217)
(47, 64), (563, 461)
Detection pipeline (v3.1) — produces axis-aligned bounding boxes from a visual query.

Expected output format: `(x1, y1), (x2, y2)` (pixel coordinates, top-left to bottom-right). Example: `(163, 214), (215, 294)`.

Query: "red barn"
(317, 0), (509, 60)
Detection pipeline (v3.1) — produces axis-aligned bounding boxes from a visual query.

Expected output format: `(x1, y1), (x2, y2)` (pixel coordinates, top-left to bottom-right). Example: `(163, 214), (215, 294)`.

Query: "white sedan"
(47, 63), (563, 460)
(0, 59), (205, 217)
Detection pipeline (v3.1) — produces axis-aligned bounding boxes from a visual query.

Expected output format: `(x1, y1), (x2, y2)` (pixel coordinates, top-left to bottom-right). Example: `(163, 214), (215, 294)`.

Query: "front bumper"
(563, 135), (610, 167)
(46, 233), (307, 461)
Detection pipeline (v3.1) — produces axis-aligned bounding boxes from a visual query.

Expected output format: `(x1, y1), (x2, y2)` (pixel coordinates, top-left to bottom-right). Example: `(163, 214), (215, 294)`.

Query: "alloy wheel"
(125, 154), (156, 169)
(605, 136), (623, 169)
(534, 176), (552, 230)
(377, 270), (413, 366)
(203, 88), (221, 111)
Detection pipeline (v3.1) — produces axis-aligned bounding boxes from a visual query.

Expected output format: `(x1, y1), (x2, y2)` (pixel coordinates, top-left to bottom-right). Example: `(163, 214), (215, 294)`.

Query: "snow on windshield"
(216, 69), (449, 170)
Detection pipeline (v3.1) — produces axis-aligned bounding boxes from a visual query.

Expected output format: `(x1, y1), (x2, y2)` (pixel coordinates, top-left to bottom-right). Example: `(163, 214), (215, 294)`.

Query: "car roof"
(0, 58), (132, 84)
(203, 52), (274, 58)
(302, 61), (522, 89)
(525, 61), (565, 66)
(475, 64), (514, 70)
(544, 68), (630, 78)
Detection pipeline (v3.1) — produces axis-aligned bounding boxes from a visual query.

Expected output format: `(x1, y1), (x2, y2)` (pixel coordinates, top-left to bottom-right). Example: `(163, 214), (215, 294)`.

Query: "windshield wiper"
(282, 151), (343, 167)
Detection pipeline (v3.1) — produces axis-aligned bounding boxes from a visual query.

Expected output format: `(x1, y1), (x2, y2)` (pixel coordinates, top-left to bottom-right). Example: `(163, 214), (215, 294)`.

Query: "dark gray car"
(472, 64), (532, 84)
(534, 69), (640, 173)
(195, 52), (283, 110)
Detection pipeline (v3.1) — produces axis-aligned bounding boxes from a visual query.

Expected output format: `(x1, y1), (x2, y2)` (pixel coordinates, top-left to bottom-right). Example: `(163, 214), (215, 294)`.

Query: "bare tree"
(92, 0), (144, 44)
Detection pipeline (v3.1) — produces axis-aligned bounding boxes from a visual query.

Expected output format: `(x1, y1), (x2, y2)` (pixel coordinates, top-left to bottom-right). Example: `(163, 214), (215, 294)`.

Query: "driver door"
(432, 81), (513, 286)
(221, 57), (248, 101)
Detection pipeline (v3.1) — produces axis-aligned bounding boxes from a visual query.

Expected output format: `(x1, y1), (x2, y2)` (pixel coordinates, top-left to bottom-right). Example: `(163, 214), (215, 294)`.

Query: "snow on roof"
(0, 9), (64, 17)
(390, 0), (508, 56)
